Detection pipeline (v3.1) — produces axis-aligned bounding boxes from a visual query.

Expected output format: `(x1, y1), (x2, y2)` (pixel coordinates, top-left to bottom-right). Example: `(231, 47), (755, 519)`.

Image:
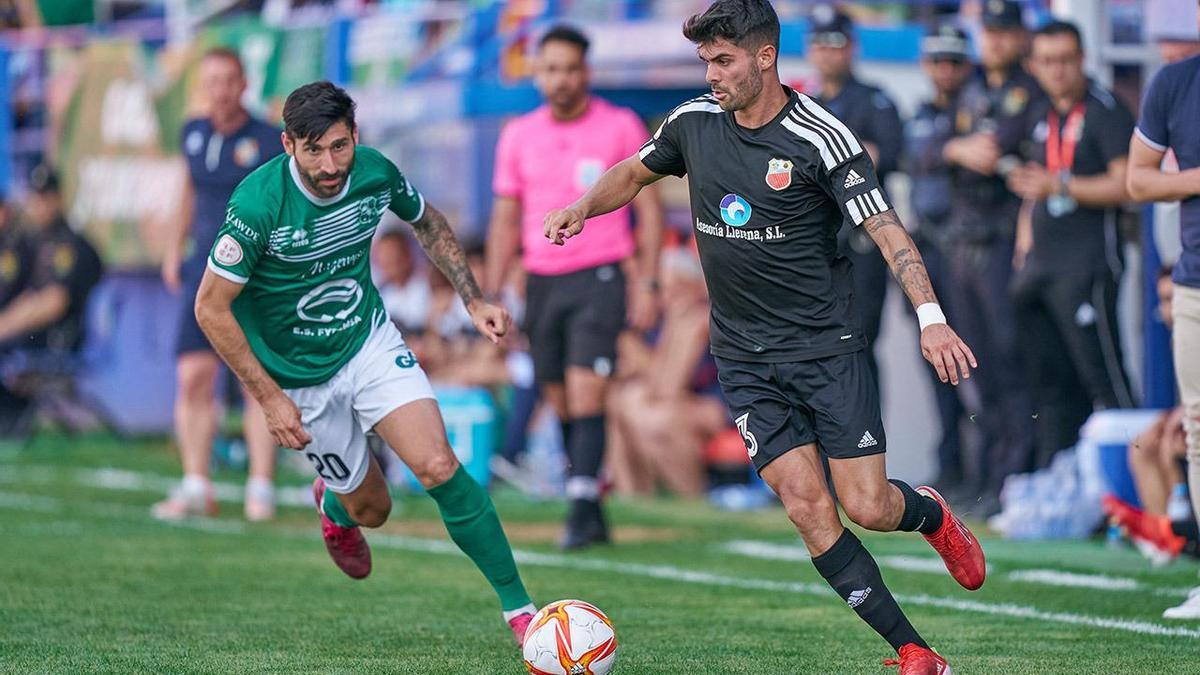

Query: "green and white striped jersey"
(207, 146), (424, 388)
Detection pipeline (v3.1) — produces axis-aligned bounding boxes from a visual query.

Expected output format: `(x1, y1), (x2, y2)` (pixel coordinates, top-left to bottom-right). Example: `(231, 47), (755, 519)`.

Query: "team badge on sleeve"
(214, 234), (244, 266)
(765, 158), (793, 191)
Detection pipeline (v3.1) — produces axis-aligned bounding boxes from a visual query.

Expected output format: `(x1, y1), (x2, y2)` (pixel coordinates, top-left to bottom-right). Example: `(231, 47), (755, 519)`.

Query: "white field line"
(1, 490), (1198, 640)
(722, 541), (1189, 597)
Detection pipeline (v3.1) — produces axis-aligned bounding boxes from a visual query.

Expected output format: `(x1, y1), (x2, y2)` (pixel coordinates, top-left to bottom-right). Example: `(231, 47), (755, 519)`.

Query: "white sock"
(566, 476), (599, 501)
(503, 603), (537, 622)
(181, 474), (210, 498)
(245, 476), (274, 503)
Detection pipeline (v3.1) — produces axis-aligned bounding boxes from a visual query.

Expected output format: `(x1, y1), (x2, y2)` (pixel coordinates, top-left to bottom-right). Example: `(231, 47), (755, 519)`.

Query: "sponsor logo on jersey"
(357, 196), (382, 225)
(233, 137), (260, 167)
(185, 130), (204, 156)
(719, 194), (752, 227)
(843, 169), (866, 189)
(214, 234), (244, 266)
(395, 351), (418, 368)
(765, 158), (793, 191)
(296, 278), (363, 324)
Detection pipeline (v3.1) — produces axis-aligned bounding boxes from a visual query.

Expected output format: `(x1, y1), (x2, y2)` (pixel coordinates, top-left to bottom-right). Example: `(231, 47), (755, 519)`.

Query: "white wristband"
(916, 303), (947, 331)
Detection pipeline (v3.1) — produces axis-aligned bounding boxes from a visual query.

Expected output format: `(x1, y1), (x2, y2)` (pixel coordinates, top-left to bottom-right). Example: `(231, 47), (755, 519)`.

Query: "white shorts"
(285, 321), (436, 494)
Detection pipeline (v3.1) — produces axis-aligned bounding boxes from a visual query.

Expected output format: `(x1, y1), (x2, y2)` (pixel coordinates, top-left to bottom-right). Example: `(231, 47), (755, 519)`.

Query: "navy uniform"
(905, 25), (972, 488)
(809, 9), (903, 389)
(0, 208), (33, 311)
(944, 0), (1040, 490)
(177, 116), (281, 354)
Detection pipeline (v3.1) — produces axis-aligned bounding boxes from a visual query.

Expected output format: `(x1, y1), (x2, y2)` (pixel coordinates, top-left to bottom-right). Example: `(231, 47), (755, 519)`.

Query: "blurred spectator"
(607, 244), (727, 497)
(0, 164), (102, 436)
(374, 230), (431, 336)
(1128, 273), (1187, 519)
(904, 24), (974, 493)
(421, 237), (508, 388)
(1008, 20), (1136, 469)
(0, 0), (41, 28)
(941, 0), (1039, 507)
(807, 4), (902, 392)
(154, 48), (283, 523)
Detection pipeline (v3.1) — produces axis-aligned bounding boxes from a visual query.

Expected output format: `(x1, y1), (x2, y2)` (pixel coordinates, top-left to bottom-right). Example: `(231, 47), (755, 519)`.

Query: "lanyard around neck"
(1046, 103), (1085, 174)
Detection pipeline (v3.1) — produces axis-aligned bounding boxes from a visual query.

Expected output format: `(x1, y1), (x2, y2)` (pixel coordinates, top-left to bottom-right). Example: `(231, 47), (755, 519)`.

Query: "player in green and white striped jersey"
(196, 82), (538, 644)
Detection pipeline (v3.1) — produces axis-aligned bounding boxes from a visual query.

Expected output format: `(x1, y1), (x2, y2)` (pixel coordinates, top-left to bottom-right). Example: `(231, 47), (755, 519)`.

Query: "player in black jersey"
(544, 2), (982, 672)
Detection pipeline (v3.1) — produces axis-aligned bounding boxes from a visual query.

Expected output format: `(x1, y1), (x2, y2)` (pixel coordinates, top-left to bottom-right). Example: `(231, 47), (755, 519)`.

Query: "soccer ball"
(522, 599), (618, 675)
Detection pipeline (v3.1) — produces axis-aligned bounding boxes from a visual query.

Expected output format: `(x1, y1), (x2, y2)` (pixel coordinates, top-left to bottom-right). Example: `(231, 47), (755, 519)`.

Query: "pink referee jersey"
(493, 97), (647, 276)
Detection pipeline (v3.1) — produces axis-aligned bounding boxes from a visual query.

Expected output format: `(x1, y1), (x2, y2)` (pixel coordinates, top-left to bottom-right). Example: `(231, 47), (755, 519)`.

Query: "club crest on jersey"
(233, 138), (260, 167)
(765, 158), (793, 191)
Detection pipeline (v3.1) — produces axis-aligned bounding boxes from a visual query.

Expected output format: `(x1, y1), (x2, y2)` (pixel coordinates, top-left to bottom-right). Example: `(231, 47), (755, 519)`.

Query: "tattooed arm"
(411, 203), (510, 343)
(861, 208), (977, 385)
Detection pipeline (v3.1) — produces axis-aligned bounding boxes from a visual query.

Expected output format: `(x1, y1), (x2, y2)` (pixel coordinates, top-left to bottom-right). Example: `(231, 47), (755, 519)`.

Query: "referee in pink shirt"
(485, 25), (664, 550)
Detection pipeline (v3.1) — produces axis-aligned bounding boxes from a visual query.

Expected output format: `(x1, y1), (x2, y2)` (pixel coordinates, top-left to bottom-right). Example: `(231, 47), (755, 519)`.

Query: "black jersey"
(639, 87), (892, 363)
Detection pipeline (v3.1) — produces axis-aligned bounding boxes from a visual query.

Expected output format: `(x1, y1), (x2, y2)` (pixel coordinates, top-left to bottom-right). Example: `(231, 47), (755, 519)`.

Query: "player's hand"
(627, 282), (659, 332)
(467, 298), (511, 344)
(543, 206), (587, 246)
(920, 324), (977, 386)
(1013, 225), (1033, 271)
(261, 391), (312, 450)
(161, 248), (182, 294)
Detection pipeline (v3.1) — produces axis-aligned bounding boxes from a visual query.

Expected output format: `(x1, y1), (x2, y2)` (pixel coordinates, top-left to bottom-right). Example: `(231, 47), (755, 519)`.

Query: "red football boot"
(884, 644), (952, 675)
(312, 477), (371, 579)
(916, 486), (986, 591)
(1102, 494), (1186, 560)
(507, 610), (535, 646)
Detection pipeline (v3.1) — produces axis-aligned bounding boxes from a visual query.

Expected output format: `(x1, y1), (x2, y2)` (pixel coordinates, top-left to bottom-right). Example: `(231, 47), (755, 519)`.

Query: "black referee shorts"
(525, 263), (626, 385)
(715, 350), (886, 473)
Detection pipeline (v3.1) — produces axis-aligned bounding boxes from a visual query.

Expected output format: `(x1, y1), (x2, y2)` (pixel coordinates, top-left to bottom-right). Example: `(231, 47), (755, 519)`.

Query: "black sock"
(891, 480), (944, 535)
(812, 529), (928, 651)
(565, 415), (605, 501)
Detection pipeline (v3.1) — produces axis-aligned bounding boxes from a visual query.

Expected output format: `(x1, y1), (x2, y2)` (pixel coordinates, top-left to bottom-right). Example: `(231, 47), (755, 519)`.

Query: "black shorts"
(175, 274), (212, 355)
(525, 263), (625, 385)
(715, 350), (886, 473)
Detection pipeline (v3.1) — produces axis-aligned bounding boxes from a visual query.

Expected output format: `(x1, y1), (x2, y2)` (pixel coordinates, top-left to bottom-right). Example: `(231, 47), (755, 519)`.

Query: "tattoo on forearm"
(412, 208), (483, 307)
(862, 210), (937, 306)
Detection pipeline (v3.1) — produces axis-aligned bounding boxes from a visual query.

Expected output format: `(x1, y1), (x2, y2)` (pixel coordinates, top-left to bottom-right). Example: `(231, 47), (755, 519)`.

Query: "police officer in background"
(940, 0), (1040, 508)
(904, 25), (975, 493)
(0, 165), (103, 435)
(808, 5), (903, 390)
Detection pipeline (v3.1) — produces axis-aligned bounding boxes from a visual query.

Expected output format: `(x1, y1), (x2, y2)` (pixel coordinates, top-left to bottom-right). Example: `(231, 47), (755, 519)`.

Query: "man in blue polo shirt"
(1128, 19), (1200, 620)
(154, 47), (283, 522)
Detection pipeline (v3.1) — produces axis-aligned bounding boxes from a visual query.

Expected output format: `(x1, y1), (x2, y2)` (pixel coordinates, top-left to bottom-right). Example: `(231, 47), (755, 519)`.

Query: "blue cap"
(809, 4), (854, 48)
(922, 24), (971, 60)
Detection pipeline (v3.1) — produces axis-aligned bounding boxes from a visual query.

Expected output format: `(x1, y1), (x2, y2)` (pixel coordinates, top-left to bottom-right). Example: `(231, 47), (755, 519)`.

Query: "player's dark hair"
(538, 24), (590, 57)
(282, 81), (356, 142)
(1034, 20), (1084, 52)
(682, 0), (781, 51)
(202, 46), (244, 74)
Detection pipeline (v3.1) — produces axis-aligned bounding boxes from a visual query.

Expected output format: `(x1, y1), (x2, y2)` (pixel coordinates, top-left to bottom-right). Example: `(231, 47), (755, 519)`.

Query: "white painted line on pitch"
(721, 542), (988, 575)
(1008, 569), (1140, 591)
(0, 490), (1198, 640)
(79, 467), (314, 508)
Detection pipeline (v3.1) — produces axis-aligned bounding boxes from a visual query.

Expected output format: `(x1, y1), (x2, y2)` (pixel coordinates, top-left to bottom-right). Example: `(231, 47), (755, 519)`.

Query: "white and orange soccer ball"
(521, 599), (618, 675)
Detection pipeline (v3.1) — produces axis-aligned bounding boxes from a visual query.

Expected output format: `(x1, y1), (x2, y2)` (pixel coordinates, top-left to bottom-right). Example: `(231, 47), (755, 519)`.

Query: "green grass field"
(1, 432), (1196, 674)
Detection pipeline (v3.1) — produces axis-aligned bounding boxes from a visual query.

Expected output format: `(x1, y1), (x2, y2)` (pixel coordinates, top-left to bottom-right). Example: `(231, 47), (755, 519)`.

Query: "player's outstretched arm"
(544, 155), (665, 246)
(410, 203), (510, 344)
(862, 209), (977, 385)
(194, 271), (312, 449)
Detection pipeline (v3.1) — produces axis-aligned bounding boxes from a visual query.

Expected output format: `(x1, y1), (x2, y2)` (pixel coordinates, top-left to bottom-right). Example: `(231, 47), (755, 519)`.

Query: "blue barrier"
(400, 386), (498, 491)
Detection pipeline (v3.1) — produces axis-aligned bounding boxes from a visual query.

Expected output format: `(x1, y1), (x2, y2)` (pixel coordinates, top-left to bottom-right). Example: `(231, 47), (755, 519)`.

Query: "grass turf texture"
(0, 432), (1195, 673)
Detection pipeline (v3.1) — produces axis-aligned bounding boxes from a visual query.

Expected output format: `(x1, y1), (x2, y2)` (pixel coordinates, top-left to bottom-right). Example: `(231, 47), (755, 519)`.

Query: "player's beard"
(717, 66), (764, 112)
(300, 168), (348, 199)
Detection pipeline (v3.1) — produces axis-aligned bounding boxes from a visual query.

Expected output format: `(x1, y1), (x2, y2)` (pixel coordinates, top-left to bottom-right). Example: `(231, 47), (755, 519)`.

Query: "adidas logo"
(847, 587), (872, 608)
(857, 431), (878, 449)
(844, 169), (865, 189)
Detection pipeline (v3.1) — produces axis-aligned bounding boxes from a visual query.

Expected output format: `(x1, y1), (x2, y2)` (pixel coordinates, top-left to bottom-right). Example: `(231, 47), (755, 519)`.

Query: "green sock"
(428, 466), (532, 612)
(321, 487), (358, 528)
